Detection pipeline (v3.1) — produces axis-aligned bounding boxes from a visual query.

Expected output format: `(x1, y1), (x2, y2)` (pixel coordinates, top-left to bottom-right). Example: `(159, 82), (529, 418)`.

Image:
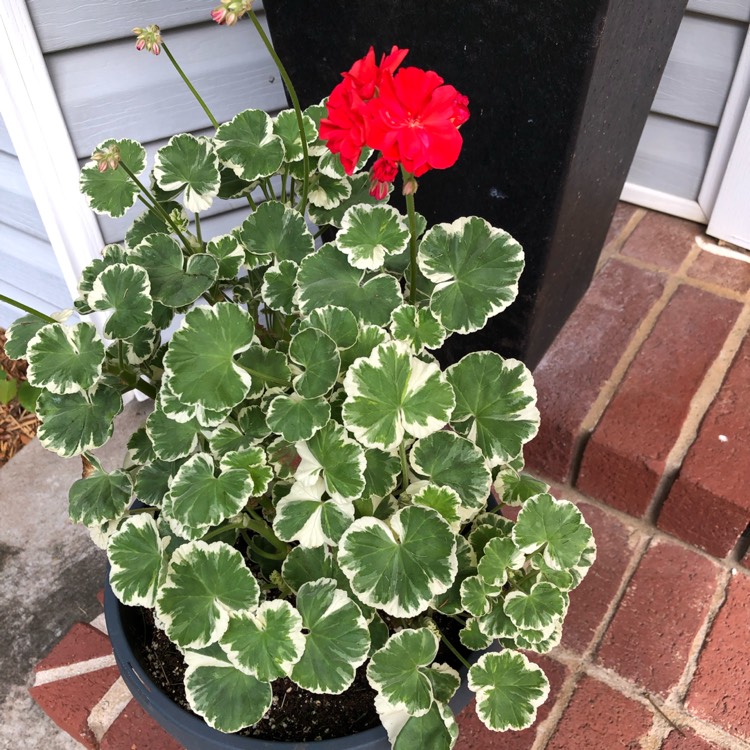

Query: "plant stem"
(247, 9), (309, 213)
(133, 377), (157, 400)
(403, 173), (420, 305)
(194, 212), (203, 248)
(246, 508), (288, 554)
(117, 340), (125, 371)
(118, 161), (193, 252)
(439, 631), (471, 670)
(0, 295), (57, 323)
(202, 521), (246, 542)
(399, 440), (410, 493)
(162, 42), (220, 129)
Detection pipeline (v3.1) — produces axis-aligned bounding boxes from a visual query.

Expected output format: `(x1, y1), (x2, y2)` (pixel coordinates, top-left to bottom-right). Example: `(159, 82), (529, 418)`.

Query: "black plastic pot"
(104, 582), (478, 749)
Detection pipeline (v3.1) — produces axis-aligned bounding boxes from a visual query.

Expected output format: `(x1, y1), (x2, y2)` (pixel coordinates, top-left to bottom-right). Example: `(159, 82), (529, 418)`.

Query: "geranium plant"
(3, 5), (594, 747)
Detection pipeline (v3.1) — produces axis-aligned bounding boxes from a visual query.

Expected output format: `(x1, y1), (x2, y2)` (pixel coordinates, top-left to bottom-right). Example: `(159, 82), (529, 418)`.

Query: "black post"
(263, 0), (687, 368)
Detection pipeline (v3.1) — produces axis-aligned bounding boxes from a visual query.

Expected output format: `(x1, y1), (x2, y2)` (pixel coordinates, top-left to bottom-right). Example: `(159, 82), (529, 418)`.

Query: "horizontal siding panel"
(28, 0), (265, 53)
(687, 0), (750, 22)
(627, 114), (715, 201)
(651, 13), (746, 127)
(0, 153), (47, 239)
(48, 19), (285, 159)
(0, 224), (74, 314)
(0, 118), (14, 155)
(0, 288), (70, 330)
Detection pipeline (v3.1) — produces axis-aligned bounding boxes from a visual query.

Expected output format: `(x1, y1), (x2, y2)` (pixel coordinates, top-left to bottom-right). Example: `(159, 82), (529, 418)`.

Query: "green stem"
(399, 440), (410, 493)
(202, 521), (246, 542)
(0, 294), (56, 323)
(133, 377), (157, 400)
(403, 172), (419, 304)
(118, 161), (193, 252)
(162, 42), (220, 129)
(245, 193), (258, 211)
(194, 213), (203, 248)
(248, 9), (309, 213)
(439, 632), (471, 670)
(246, 508), (288, 554)
(117, 341), (125, 371)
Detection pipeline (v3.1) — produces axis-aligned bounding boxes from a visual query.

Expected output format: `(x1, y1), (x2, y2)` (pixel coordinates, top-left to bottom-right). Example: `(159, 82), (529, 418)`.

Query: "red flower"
(319, 81), (369, 175)
(344, 46), (409, 100)
(320, 46), (409, 175)
(368, 157), (398, 199)
(365, 67), (469, 177)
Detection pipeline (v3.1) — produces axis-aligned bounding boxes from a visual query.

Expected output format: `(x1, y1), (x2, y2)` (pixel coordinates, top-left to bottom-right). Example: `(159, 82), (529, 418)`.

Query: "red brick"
(29, 666), (121, 750)
(687, 248), (750, 295)
(687, 571), (750, 738)
(561, 503), (641, 654)
(660, 727), (727, 749)
(456, 655), (566, 750)
(620, 211), (701, 271)
(596, 539), (719, 696)
(546, 675), (653, 749)
(34, 622), (113, 672)
(526, 259), (665, 482)
(577, 285), (740, 517)
(658, 335), (750, 557)
(100, 699), (184, 750)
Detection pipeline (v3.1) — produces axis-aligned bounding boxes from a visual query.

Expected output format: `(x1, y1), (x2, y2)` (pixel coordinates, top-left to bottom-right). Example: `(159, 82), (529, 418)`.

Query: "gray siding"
(0, 117), (73, 329)
(627, 8), (748, 202)
(26, 0), (284, 246)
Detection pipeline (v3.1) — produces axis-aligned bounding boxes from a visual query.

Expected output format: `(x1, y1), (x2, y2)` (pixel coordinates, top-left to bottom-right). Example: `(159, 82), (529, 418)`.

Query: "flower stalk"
(161, 42), (220, 129)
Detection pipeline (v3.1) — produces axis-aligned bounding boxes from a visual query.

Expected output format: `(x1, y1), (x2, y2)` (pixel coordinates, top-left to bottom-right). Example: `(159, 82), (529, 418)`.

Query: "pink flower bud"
(211, 0), (254, 26)
(132, 24), (162, 55)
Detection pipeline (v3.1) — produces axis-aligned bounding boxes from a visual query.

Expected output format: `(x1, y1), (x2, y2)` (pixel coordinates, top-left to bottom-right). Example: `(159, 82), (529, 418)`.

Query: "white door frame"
(0, 0), (103, 300)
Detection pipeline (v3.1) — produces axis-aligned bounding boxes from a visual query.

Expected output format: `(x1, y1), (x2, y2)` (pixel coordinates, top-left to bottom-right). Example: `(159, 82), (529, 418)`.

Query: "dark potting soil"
(138, 609), (381, 741)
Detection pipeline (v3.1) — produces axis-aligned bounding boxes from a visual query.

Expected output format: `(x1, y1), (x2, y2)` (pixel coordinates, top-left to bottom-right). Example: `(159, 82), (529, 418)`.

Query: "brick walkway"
(29, 206), (750, 748)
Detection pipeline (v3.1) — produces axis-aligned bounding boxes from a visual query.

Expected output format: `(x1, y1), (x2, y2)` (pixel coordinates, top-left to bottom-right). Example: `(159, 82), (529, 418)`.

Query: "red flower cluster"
(319, 48), (469, 194)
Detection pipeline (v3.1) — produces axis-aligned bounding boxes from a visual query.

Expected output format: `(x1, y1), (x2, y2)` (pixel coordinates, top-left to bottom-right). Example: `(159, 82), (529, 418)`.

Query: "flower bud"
(132, 25), (162, 55)
(210, 0), (254, 25)
(92, 144), (121, 172)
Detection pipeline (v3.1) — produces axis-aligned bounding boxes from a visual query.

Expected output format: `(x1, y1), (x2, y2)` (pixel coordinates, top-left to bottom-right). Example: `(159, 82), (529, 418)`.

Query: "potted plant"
(4, 3), (595, 748)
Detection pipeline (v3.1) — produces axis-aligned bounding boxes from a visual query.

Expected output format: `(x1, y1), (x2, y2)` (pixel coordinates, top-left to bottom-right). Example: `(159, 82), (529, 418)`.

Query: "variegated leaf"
(214, 109), (285, 182)
(337, 204), (410, 271)
(80, 139), (146, 217)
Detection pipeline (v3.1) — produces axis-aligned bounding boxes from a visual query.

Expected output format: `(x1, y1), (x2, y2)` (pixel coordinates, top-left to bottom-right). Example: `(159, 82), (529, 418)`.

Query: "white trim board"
(620, 182), (708, 224)
(0, 0), (103, 303)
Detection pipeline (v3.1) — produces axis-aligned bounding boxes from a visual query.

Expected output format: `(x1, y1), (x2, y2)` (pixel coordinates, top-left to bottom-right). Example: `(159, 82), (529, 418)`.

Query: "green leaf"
(164, 303), (255, 412)
(237, 200), (314, 266)
(214, 109), (285, 182)
(281, 545), (345, 593)
(431, 535), (475, 615)
(468, 651), (550, 731)
(124, 200), (184, 249)
(291, 579), (370, 693)
(410, 431), (491, 514)
(265, 393), (330, 443)
(309, 173), (385, 228)
(411, 484), (462, 529)
(88, 264), (153, 340)
(289, 327), (340, 398)
(5, 314), (47, 360)
(299, 305), (358, 350)
(236, 345), (291, 396)
(495, 470), (550, 507)
(459, 618), (492, 651)
(362, 448), (401, 501)
(221, 600), (305, 681)
(342, 342), (455, 452)
(134, 459), (183, 507)
(339, 506), (457, 617)
(308, 172), (352, 210)
(164, 453), (254, 532)
(184, 644), (272, 732)
(296, 243), (401, 325)
(129, 233), (218, 308)
(273, 109), (317, 162)
(26, 323), (105, 394)
(36, 386), (122, 457)
(146, 408), (201, 461)
(337, 204), (410, 271)
(0, 374), (17, 405)
(339, 325), (388, 371)
(205, 234), (245, 280)
(512, 494), (593, 571)
(448, 353), (539, 466)
(80, 139), (146, 217)
(477, 536), (526, 588)
(392, 701), (458, 750)
(156, 540), (260, 648)
(108, 514), (167, 607)
(153, 134), (220, 212)
(17, 380), (41, 412)
(68, 469), (132, 527)
(261, 260), (298, 315)
(295, 420), (365, 501)
(273, 481), (354, 548)
(390, 304), (446, 352)
(504, 581), (566, 634)
(460, 575), (498, 617)
(418, 216), (524, 333)
(219, 448), (274, 496)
